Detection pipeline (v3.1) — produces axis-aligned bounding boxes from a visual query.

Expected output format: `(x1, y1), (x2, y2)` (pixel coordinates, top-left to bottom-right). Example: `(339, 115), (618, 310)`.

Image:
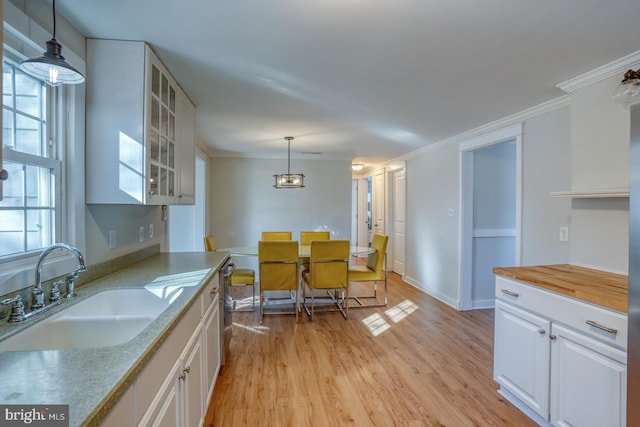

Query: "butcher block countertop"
(493, 264), (628, 313)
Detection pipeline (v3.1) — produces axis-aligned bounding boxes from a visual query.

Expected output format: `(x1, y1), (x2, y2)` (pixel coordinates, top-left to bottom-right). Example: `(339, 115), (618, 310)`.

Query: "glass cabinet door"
(147, 59), (177, 203)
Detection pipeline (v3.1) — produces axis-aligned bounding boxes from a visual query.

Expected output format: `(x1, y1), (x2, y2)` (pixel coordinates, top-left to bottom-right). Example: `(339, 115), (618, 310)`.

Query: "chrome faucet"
(33, 243), (87, 309)
(1, 243), (87, 322)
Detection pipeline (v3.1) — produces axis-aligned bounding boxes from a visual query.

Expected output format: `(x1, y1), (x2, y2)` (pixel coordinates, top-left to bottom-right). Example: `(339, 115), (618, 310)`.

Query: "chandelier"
(274, 136), (305, 189)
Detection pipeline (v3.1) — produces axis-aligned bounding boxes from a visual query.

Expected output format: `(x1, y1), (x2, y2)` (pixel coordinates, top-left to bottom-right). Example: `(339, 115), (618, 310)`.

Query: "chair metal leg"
(259, 290), (264, 324)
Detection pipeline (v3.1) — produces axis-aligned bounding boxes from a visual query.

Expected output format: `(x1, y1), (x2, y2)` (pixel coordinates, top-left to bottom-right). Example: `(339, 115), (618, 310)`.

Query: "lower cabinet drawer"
(495, 276), (627, 350)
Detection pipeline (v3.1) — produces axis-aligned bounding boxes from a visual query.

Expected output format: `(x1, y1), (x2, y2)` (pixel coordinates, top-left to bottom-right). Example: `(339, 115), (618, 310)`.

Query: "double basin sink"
(0, 288), (172, 352)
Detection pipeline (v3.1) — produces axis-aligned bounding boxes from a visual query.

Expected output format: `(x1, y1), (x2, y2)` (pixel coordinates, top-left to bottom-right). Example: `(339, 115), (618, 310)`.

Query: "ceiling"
(55, 0), (640, 166)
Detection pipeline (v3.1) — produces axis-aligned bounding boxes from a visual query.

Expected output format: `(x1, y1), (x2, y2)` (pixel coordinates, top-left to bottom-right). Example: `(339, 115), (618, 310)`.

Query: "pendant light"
(20, 0), (85, 86)
(273, 136), (305, 189)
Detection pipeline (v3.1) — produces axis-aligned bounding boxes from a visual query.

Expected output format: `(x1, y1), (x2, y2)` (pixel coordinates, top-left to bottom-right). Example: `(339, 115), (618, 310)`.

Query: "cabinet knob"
(538, 329), (546, 335)
(0, 169), (8, 181)
(549, 334), (557, 341)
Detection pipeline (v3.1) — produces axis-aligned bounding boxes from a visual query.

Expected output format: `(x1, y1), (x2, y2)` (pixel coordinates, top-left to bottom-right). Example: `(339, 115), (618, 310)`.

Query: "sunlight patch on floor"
(385, 299), (418, 323)
(363, 299), (418, 336)
(233, 322), (269, 334)
(362, 313), (391, 336)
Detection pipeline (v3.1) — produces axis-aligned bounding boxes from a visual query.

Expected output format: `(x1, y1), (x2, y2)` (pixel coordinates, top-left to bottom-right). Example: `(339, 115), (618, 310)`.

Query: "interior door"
(392, 169), (406, 275)
(371, 172), (385, 240)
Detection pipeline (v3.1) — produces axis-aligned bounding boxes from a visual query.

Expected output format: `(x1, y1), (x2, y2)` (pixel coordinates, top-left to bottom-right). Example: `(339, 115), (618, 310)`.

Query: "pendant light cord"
(287, 139), (291, 174)
(52, 0), (57, 40)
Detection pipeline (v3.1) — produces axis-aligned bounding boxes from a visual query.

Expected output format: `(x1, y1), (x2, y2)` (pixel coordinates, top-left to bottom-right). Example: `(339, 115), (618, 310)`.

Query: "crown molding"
(557, 50), (640, 93)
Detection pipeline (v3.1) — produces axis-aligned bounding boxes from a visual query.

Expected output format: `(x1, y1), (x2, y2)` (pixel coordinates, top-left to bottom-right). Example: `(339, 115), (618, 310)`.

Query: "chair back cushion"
(299, 231), (330, 245)
(261, 231), (293, 241)
(308, 240), (350, 289)
(259, 240), (299, 291)
(367, 234), (389, 272)
(204, 235), (217, 251)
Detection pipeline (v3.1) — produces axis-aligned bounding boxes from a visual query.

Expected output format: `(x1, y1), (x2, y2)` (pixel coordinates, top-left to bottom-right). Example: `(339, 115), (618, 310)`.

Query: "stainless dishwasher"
(218, 256), (235, 365)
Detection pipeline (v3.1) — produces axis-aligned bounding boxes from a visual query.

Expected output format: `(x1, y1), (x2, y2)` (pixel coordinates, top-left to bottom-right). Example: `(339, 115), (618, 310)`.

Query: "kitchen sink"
(0, 288), (172, 352)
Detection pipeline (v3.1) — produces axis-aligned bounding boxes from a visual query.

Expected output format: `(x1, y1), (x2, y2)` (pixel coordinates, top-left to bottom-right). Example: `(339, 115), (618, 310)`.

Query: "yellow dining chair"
(258, 240), (300, 323)
(299, 230), (331, 273)
(348, 234), (389, 308)
(262, 231), (293, 241)
(302, 240), (350, 321)
(204, 234), (256, 311)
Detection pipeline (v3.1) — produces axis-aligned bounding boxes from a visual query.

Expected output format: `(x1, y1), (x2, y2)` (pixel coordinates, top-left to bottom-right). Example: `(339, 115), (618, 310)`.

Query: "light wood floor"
(205, 267), (537, 427)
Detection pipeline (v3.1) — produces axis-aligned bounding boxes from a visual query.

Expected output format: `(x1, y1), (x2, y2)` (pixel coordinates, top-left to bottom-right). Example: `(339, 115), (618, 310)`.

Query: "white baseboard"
(471, 298), (495, 310)
(403, 275), (459, 309)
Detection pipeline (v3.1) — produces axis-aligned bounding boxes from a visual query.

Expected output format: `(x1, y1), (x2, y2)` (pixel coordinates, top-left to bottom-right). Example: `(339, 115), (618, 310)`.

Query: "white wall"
(521, 107), (572, 265)
(85, 205), (165, 264)
(209, 157), (352, 271)
(404, 105), (573, 307)
(405, 142), (461, 306)
(568, 75), (630, 274)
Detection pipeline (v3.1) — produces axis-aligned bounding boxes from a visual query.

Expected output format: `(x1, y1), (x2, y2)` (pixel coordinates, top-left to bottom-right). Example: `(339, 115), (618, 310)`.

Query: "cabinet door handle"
(586, 320), (618, 335)
(549, 334), (557, 341)
(538, 329), (546, 335)
(183, 366), (191, 375)
(501, 289), (519, 298)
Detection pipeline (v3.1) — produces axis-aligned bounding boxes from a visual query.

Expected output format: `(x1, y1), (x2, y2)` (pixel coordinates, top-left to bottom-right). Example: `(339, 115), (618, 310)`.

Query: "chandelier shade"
(19, 0), (85, 86)
(274, 136), (305, 189)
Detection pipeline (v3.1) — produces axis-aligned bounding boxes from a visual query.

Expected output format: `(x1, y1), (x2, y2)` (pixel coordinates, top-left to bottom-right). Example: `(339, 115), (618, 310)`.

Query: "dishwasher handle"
(223, 262), (236, 278)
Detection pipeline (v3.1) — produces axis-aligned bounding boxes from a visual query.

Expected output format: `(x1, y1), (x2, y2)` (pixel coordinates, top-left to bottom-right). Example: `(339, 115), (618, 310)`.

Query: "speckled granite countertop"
(0, 252), (228, 427)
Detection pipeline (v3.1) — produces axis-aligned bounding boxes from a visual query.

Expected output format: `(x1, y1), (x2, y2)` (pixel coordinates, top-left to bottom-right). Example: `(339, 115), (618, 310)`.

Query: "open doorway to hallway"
(459, 125), (522, 310)
(168, 153), (206, 251)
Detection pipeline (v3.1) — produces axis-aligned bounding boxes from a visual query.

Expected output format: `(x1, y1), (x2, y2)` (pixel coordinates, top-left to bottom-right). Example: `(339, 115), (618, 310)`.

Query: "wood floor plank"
(205, 268), (537, 427)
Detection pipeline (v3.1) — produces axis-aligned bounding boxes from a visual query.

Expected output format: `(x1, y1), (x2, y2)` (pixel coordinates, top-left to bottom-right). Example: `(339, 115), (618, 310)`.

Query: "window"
(0, 59), (59, 259)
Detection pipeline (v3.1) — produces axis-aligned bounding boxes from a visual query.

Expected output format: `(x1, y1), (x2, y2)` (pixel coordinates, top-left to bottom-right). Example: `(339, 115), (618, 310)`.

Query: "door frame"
(385, 162), (406, 277)
(458, 124), (523, 310)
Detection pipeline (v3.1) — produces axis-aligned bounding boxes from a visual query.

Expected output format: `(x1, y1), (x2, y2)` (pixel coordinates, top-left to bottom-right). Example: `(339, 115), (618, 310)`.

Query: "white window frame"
(2, 57), (61, 258)
(0, 1), (86, 296)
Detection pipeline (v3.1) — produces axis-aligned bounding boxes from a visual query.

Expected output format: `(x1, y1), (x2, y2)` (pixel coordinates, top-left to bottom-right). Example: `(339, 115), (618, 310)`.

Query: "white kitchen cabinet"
(203, 298), (221, 405)
(177, 90), (196, 204)
(101, 278), (221, 427)
(494, 275), (627, 427)
(494, 299), (550, 419)
(183, 323), (205, 427)
(550, 324), (626, 427)
(139, 357), (182, 427)
(139, 320), (205, 427)
(86, 39), (194, 205)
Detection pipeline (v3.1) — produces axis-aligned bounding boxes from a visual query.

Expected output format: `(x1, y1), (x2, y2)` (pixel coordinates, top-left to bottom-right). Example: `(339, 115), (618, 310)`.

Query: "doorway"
(168, 153), (207, 251)
(459, 125), (522, 310)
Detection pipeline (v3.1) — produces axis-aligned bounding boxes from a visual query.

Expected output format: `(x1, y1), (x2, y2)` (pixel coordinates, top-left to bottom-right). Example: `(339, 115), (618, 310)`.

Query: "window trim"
(0, 2), (86, 297)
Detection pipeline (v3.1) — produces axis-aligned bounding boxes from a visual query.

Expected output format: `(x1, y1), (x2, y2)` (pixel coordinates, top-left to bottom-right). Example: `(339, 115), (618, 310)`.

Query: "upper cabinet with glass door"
(85, 39), (195, 205)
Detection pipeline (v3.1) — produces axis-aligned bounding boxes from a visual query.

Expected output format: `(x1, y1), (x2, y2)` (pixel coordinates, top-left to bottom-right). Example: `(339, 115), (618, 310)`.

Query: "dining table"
(219, 245), (375, 257)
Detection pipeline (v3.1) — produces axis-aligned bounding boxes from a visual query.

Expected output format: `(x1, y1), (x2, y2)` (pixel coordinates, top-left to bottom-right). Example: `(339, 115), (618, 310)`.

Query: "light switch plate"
(559, 226), (569, 242)
(149, 224), (154, 239)
(139, 225), (145, 243)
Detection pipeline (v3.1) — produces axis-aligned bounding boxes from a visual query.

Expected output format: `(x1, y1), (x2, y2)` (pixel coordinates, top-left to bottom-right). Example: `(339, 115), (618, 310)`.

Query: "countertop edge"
(493, 264), (628, 313)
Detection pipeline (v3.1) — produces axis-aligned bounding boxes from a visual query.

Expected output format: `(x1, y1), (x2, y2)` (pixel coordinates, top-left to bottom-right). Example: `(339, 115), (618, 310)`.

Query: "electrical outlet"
(109, 229), (117, 249)
(559, 226), (569, 242)
(149, 224), (154, 239)
(139, 225), (145, 243)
